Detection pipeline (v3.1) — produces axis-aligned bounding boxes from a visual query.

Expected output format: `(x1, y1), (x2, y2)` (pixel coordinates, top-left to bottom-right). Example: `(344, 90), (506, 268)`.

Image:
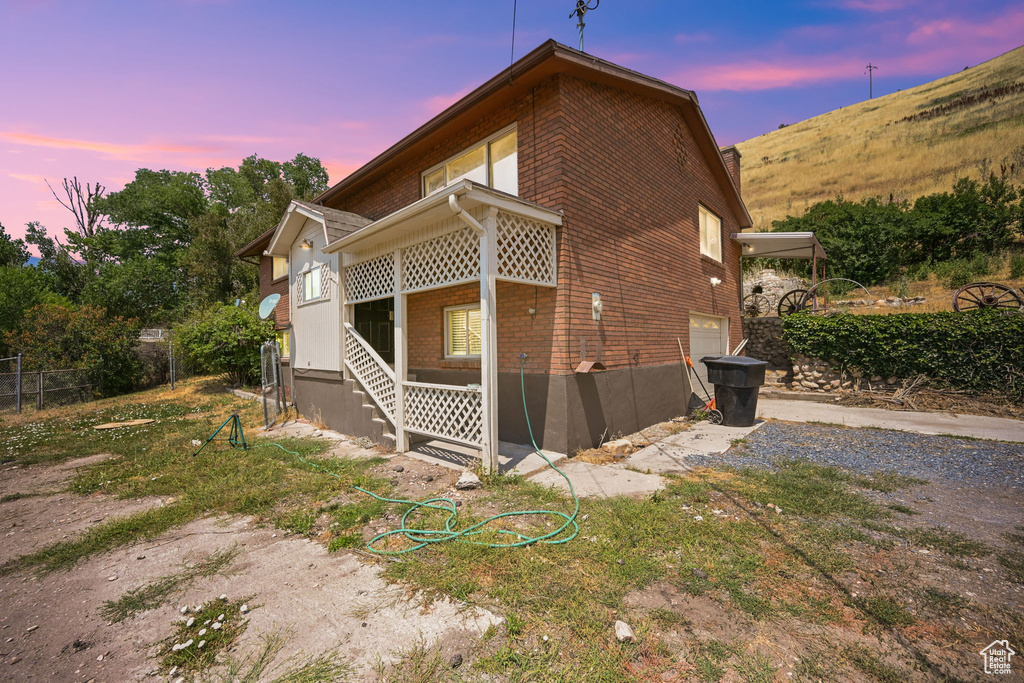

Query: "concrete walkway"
(757, 399), (1024, 442)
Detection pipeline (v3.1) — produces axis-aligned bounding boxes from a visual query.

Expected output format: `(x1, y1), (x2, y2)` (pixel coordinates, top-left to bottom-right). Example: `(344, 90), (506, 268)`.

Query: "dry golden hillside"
(735, 45), (1024, 231)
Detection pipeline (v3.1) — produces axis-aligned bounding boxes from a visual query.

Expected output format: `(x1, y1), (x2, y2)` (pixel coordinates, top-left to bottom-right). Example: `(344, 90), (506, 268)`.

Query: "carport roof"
(730, 232), (826, 260)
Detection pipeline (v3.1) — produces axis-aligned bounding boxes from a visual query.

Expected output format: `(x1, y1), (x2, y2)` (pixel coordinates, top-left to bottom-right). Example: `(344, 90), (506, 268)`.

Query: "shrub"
(174, 305), (273, 386)
(3, 304), (142, 397)
(782, 311), (1024, 399)
(1010, 253), (1024, 279)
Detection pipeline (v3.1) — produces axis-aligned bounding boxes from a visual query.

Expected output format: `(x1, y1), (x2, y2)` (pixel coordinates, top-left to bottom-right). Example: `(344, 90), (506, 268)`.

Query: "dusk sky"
(2, 0), (1022, 247)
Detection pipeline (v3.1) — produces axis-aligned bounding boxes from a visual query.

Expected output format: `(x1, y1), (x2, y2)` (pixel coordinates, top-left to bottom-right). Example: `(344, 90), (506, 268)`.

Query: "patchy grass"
(0, 492), (39, 503)
(101, 546), (239, 623)
(160, 597), (251, 676)
(888, 504), (919, 515)
(0, 378), (387, 576)
(378, 460), (945, 679)
(996, 549), (1024, 583)
(862, 522), (992, 557)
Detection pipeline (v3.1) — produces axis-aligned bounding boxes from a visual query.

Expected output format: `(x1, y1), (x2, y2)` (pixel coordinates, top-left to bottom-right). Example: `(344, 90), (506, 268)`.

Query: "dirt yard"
(1, 381), (1022, 681)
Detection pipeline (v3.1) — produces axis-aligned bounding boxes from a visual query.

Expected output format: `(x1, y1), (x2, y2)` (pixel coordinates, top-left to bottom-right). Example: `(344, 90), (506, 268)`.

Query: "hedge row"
(781, 310), (1024, 399)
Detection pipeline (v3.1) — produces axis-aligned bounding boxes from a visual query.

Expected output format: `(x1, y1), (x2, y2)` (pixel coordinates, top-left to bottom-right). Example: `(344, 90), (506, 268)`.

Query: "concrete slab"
(528, 460), (665, 498)
(620, 420), (765, 475)
(757, 399), (1024, 443)
(405, 439), (566, 476)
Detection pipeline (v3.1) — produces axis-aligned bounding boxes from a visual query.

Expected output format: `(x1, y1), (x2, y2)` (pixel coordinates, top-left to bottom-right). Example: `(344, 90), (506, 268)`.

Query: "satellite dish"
(258, 293), (281, 319)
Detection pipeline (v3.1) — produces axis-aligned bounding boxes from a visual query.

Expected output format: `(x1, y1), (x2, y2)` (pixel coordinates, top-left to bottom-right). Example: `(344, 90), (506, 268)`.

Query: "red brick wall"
(553, 75), (744, 371)
(721, 147), (741, 194)
(406, 281), (557, 374)
(324, 71), (742, 377)
(334, 78), (566, 221)
(258, 255), (291, 328)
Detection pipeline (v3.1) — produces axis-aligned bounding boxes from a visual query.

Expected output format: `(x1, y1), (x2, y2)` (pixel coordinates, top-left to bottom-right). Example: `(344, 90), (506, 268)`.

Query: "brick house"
(241, 40), (751, 469)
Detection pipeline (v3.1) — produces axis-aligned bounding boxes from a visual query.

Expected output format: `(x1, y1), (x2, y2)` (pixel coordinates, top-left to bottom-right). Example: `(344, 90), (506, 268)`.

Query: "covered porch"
(324, 181), (562, 471)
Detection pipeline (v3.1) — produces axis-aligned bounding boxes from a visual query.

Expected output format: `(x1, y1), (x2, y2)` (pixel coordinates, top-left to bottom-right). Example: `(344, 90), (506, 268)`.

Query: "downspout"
(449, 194), (485, 235)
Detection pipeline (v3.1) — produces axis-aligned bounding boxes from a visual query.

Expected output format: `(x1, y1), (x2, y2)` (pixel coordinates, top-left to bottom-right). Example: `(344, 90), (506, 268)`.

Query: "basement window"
(699, 205), (722, 262)
(444, 304), (482, 358)
(423, 126), (518, 197)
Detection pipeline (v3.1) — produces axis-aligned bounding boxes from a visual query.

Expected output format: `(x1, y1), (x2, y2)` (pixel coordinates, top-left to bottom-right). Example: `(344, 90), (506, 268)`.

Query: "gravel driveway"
(686, 421), (1024, 488)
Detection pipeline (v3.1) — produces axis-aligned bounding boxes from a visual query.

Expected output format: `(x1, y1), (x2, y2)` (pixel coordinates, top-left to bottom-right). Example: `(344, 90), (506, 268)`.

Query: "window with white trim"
(297, 264), (328, 304)
(271, 256), (288, 280)
(699, 205), (722, 261)
(444, 304), (482, 358)
(422, 127), (518, 197)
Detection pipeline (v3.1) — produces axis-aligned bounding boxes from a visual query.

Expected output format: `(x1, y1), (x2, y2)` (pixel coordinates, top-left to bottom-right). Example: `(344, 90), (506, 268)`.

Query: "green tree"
(909, 175), (1023, 261)
(3, 304), (142, 396)
(0, 222), (29, 267)
(0, 267), (68, 356)
(174, 304), (273, 386)
(24, 222), (89, 301)
(772, 197), (908, 285)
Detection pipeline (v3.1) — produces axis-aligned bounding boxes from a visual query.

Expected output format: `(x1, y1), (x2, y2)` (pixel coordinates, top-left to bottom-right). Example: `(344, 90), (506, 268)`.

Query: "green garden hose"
(259, 356), (579, 555)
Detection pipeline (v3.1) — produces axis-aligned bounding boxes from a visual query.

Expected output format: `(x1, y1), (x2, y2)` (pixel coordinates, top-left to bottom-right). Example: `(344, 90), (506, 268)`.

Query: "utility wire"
(509, 0), (518, 85)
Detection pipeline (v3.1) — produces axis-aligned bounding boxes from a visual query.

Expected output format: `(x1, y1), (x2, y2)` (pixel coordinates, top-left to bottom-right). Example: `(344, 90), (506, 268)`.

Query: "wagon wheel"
(777, 289), (809, 316)
(742, 293), (771, 318)
(952, 282), (1024, 312)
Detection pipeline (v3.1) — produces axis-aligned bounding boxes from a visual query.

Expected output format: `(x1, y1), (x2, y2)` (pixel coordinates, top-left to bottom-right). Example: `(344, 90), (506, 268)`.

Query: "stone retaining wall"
(743, 317), (902, 393)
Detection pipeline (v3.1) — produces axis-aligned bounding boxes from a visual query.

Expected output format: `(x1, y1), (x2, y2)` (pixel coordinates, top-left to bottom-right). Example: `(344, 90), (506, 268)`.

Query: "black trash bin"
(700, 355), (768, 427)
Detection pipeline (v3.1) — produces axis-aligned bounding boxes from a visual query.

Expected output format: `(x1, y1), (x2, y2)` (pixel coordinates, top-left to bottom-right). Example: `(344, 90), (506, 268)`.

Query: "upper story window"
(422, 126), (518, 197)
(272, 256), (288, 280)
(699, 205), (722, 262)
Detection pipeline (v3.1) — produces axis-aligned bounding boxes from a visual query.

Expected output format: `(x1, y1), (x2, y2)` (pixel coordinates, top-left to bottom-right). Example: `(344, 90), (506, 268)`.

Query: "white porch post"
(393, 248), (408, 452)
(479, 208), (500, 473)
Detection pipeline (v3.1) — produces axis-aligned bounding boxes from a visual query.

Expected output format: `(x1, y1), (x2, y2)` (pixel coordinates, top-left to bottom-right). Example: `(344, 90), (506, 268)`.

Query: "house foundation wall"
(413, 362), (691, 454)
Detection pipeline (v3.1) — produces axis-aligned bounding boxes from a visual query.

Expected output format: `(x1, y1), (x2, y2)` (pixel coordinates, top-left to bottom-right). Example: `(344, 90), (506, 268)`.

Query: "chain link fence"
(0, 355), (93, 414)
(260, 341), (287, 429)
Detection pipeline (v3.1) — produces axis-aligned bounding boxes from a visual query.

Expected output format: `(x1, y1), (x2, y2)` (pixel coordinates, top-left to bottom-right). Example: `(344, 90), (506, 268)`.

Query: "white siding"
(291, 219), (341, 371)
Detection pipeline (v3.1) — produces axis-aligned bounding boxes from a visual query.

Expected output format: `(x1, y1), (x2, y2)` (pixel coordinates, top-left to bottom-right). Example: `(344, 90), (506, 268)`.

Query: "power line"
(864, 63), (880, 99)
(509, 0), (517, 85)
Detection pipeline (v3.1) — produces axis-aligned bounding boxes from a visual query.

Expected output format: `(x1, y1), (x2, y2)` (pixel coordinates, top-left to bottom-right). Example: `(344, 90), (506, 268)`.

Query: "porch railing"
(403, 381), (483, 447)
(343, 323), (395, 423)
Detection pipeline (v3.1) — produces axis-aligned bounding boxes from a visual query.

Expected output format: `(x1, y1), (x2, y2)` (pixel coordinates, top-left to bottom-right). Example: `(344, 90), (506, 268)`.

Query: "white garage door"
(689, 314), (729, 393)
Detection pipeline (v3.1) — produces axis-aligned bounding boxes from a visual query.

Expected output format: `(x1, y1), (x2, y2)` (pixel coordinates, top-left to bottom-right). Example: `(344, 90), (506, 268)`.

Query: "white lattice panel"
(345, 254), (395, 303)
(404, 382), (483, 446)
(344, 325), (395, 422)
(496, 212), (556, 286)
(401, 228), (479, 293)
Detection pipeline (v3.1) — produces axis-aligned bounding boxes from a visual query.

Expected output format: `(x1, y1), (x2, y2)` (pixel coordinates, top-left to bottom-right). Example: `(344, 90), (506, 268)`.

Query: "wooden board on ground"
(93, 419), (156, 430)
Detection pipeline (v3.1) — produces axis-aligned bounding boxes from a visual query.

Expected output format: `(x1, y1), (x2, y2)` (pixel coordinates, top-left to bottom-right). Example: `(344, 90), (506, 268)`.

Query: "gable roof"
(236, 202), (372, 259)
(314, 39), (751, 228)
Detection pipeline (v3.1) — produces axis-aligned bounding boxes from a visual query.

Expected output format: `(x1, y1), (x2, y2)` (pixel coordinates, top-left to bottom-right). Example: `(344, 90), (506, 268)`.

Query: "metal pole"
(274, 341), (284, 418)
(169, 340), (175, 389)
(37, 371), (43, 410)
(15, 354), (21, 414)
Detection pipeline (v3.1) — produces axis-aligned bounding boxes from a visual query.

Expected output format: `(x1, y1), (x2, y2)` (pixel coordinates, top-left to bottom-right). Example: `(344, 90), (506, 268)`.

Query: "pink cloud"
(829, 0), (919, 11)
(0, 131), (224, 162)
(8, 172), (46, 184)
(673, 56), (863, 91)
(420, 87), (474, 117)
(908, 9), (1024, 46)
(673, 7), (1024, 92)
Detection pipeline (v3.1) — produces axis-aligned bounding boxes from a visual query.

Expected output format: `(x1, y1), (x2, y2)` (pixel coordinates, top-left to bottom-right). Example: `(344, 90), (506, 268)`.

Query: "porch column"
(393, 248), (409, 452)
(479, 208), (500, 473)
